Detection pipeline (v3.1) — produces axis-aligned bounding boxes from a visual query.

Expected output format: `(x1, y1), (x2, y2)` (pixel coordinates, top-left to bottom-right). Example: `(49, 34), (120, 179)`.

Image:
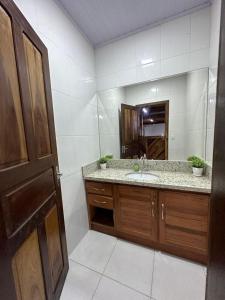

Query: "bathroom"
(0, 0), (224, 299)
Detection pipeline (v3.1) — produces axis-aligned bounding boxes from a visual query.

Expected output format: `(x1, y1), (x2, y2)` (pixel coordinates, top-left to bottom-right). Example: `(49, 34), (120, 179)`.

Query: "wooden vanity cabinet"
(159, 191), (209, 259)
(85, 180), (210, 264)
(115, 185), (158, 243)
(85, 181), (115, 236)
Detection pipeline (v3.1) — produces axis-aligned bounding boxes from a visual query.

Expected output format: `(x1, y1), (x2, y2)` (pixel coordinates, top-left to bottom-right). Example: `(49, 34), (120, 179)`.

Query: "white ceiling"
(58, 0), (211, 47)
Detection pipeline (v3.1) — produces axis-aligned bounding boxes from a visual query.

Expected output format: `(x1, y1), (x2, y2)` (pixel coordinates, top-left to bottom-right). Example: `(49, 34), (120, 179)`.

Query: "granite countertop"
(84, 168), (211, 194)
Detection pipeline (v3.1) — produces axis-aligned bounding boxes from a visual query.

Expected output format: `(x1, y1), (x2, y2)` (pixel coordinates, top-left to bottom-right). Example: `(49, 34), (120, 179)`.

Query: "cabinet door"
(159, 191), (209, 257)
(115, 185), (158, 242)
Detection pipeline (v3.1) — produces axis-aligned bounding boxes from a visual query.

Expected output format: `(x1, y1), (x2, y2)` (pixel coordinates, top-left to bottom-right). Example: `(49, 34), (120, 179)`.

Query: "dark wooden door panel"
(45, 205), (63, 291)
(23, 35), (51, 158)
(12, 230), (46, 300)
(159, 191), (209, 256)
(121, 104), (140, 158)
(2, 169), (55, 237)
(0, 5), (27, 170)
(0, 1), (68, 299)
(146, 137), (166, 160)
(115, 185), (158, 242)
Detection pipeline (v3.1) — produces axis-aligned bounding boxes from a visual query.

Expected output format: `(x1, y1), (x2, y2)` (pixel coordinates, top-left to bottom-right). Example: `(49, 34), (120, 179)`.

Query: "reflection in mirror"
(97, 68), (212, 161)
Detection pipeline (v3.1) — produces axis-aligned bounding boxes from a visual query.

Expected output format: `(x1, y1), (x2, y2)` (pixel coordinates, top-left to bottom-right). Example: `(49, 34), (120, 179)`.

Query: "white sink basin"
(126, 172), (159, 180)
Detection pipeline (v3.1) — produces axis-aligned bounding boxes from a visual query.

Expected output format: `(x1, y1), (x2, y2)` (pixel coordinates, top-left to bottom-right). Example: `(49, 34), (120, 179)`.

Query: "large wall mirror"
(97, 67), (215, 162)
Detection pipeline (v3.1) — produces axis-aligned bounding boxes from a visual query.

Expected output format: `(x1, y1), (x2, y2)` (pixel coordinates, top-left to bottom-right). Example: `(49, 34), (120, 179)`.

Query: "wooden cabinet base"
(91, 222), (115, 236)
(116, 231), (207, 264)
(85, 180), (210, 265)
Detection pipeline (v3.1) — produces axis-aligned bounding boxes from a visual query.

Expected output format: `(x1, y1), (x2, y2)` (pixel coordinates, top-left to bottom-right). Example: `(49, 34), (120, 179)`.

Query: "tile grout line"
(69, 258), (103, 276)
(102, 273), (151, 298)
(69, 236), (119, 276)
(91, 238), (118, 299)
(69, 235), (158, 299)
(96, 237), (155, 298)
(91, 273), (103, 300)
(68, 258), (104, 300)
(103, 238), (118, 274)
(150, 250), (156, 298)
(69, 253), (152, 298)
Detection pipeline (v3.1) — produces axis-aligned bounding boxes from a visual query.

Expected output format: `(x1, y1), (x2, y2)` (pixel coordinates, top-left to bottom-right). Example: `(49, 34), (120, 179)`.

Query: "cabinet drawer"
(86, 181), (113, 196)
(88, 194), (113, 209)
(117, 184), (157, 201)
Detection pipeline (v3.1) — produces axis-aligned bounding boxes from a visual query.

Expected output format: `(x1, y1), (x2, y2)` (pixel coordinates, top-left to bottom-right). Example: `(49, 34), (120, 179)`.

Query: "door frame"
(136, 100), (169, 160)
(206, 0), (225, 299)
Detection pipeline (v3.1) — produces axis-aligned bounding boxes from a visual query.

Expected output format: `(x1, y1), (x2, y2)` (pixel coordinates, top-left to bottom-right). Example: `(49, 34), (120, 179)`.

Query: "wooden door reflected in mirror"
(121, 101), (169, 160)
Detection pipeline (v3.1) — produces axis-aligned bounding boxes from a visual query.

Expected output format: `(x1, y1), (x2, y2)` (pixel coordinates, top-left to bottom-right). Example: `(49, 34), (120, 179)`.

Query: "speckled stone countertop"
(84, 168), (211, 194)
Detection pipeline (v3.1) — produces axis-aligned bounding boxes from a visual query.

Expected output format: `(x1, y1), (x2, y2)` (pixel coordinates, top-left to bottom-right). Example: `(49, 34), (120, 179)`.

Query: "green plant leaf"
(99, 157), (108, 164)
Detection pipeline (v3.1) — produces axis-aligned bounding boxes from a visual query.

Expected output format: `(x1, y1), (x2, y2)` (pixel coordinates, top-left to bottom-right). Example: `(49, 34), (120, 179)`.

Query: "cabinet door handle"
(94, 199), (107, 204)
(151, 201), (155, 217)
(93, 188), (105, 192)
(161, 203), (165, 220)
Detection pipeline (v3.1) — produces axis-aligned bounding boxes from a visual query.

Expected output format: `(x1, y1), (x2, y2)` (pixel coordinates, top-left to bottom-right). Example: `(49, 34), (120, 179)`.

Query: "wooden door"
(121, 104), (139, 158)
(0, 1), (68, 300)
(115, 185), (158, 243)
(206, 1), (225, 298)
(146, 137), (166, 160)
(159, 191), (209, 262)
(138, 100), (169, 160)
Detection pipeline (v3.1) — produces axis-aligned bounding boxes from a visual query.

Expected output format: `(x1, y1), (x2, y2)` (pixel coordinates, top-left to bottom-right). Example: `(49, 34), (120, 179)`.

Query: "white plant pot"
(193, 167), (203, 177)
(100, 163), (107, 170)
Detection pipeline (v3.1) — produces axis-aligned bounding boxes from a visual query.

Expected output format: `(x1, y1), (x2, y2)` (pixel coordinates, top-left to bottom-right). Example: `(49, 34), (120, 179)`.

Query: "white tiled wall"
(98, 88), (126, 158)
(14, 0), (99, 253)
(185, 69), (209, 159)
(96, 7), (211, 91)
(206, 0), (221, 163)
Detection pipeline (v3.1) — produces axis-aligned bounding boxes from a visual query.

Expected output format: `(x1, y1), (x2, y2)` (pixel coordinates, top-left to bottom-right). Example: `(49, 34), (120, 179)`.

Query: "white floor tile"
(152, 252), (206, 300)
(104, 240), (154, 295)
(70, 230), (117, 273)
(93, 276), (149, 300)
(60, 261), (101, 300)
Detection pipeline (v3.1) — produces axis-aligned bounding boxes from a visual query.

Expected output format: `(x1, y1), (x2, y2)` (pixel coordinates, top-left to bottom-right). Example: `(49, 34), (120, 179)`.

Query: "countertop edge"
(83, 175), (211, 194)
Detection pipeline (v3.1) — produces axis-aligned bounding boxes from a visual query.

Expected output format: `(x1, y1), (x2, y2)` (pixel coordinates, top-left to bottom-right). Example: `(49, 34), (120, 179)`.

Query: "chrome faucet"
(140, 154), (147, 173)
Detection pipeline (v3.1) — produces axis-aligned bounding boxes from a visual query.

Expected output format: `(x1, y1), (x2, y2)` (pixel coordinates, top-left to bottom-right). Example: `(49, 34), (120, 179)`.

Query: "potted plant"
(99, 157), (108, 170)
(187, 156), (205, 177)
(105, 154), (113, 160)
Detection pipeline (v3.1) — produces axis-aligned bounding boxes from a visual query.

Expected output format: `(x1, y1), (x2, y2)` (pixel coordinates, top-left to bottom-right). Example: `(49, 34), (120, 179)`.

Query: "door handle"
(93, 188), (105, 192)
(94, 200), (107, 204)
(56, 166), (63, 183)
(57, 171), (63, 177)
(151, 201), (155, 218)
(122, 145), (128, 154)
(161, 203), (165, 220)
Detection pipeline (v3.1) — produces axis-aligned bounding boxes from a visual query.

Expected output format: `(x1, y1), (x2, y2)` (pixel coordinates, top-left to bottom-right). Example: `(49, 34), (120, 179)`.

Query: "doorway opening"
(121, 101), (169, 159)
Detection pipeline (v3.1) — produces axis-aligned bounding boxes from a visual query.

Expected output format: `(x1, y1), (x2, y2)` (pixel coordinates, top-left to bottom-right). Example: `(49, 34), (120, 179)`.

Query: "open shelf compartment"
(90, 206), (115, 235)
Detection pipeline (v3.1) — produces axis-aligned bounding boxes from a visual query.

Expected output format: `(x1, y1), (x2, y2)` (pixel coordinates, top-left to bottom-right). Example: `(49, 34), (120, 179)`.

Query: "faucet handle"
(140, 154), (146, 160)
